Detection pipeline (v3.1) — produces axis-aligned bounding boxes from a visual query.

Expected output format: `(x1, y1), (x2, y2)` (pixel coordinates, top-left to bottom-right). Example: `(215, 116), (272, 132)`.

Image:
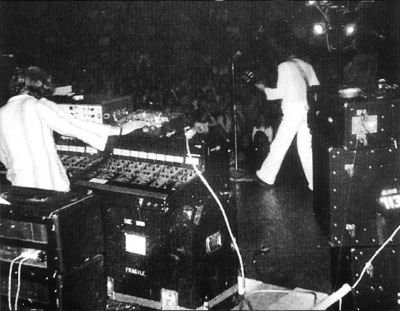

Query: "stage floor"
(233, 145), (332, 296)
(107, 278), (329, 310)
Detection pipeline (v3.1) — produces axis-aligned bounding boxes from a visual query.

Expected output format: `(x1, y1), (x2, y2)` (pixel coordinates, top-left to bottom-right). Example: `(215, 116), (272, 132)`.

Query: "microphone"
(256, 25), (264, 40)
(253, 245), (270, 256)
(184, 127), (197, 139)
(372, 31), (385, 40)
(230, 50), (242, 62)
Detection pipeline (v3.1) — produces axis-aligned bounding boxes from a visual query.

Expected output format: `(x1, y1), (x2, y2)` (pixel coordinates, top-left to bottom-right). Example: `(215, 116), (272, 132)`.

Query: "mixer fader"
(84, 158), (197, 191)
(60, 154), (104, 179)
(56, 141), (104, 180)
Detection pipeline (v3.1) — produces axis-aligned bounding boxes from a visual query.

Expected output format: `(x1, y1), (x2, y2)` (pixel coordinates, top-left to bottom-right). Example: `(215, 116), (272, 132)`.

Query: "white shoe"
(256, 170), (274, 187)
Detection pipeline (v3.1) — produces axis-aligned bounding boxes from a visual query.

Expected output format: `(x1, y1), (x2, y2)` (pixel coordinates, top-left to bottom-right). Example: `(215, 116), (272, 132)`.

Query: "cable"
(352, 223), (400, 289)
(238, 298), (254, 311)
(311, 283), (352, 310)
(324, 31), (336, 52)
(8, 255), (24, 311)
(185, 136), (246, 295)
(316, 5), (330, 25)
(332, 139), (358, 292)
(15, 257), (29, 310)
(314, 224), (400, 310)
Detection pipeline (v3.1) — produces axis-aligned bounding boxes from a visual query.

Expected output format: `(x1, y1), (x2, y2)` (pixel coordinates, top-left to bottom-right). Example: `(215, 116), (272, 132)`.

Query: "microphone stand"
(229, 51), (247, 180)
(229, 23), (267, 181)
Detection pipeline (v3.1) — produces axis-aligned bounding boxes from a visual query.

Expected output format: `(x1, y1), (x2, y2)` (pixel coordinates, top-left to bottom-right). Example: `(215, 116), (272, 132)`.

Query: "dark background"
(1, 1), (399, 91)
(1, 2), (399, 305)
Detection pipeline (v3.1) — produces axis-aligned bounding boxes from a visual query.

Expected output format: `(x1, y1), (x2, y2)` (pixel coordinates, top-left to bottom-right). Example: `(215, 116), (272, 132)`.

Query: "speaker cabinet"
(313, 147), (400, 247)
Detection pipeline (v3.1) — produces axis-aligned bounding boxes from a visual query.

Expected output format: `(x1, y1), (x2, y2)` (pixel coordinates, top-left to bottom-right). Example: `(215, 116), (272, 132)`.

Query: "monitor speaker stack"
(312, 94), (400, 310)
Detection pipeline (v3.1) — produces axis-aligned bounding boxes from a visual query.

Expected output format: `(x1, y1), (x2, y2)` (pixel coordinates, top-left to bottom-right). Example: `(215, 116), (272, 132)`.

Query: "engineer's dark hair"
(9, 66), (55, 99)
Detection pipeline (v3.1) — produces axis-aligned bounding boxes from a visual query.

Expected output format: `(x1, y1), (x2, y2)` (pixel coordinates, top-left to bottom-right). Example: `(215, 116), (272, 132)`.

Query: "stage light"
(313, 23), (326, 35)
(305, 1), (317, 6)
(344, 23), (356, 36)
(320, 1), (331, 5)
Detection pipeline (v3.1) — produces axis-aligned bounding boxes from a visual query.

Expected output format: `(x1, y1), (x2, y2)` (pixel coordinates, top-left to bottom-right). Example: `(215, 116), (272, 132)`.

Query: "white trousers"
(257, 108), (313, 190)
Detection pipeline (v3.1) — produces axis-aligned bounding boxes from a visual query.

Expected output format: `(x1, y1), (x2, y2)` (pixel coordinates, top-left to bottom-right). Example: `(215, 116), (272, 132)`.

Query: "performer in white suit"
(255, 55), (320, 190)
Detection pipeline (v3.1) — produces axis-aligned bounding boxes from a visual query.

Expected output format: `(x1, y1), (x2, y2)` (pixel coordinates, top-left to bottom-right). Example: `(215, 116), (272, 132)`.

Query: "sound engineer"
(0, 66), (146, 192)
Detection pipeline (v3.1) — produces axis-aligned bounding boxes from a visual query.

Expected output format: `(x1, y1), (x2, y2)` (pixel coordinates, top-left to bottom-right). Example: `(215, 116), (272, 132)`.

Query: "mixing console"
(56, 137), (104, 180)
(59, 154), (104, 179)
(83, 158), (197, 191)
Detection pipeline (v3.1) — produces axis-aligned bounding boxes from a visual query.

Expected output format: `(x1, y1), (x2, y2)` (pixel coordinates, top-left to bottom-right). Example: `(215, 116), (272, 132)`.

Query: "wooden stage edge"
(111, 278), (329, 310)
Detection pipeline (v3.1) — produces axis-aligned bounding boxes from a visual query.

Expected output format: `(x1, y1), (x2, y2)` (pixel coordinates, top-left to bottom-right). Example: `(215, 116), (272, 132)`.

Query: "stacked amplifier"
(55, 106), (236, 309)
(312, 92), (400, 310)
(0, 185), (106, 310)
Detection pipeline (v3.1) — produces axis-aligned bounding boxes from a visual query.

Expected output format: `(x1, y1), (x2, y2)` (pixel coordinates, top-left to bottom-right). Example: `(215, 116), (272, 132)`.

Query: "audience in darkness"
(37, 50), (278, 168)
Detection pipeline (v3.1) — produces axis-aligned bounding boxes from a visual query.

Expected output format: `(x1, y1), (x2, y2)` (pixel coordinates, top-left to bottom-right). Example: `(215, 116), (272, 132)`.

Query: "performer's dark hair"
(276, 37), (312, 63)
(9, 66), (55, 99)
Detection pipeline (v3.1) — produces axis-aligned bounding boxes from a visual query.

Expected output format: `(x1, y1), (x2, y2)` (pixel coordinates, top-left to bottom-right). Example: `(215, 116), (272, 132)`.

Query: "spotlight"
(305, 1), (317, 5)
(344, 23), (356, 36)
(313, 23), (326, 35)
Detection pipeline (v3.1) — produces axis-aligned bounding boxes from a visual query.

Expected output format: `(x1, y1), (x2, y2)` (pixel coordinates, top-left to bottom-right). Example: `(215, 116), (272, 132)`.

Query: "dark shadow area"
(234, 141), (332, 295)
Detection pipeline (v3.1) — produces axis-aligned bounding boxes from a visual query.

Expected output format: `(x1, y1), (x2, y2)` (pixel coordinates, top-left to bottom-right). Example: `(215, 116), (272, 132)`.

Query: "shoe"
(256, 178), (274, 188)
(255, 171), (274, 188)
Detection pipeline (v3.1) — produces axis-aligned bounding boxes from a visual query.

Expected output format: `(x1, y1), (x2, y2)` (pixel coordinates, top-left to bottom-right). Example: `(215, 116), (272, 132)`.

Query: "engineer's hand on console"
(121, 120), (147, 135)
(254, 82), (265, 92)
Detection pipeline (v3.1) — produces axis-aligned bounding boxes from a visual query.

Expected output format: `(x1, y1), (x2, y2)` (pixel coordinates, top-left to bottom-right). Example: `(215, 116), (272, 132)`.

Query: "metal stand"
(230, 52), (248, 181)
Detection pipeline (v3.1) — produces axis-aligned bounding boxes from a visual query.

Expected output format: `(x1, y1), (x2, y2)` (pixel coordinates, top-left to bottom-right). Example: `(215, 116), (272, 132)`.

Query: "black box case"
(313, 146), (400, 247)
(0, 185), (106, 310)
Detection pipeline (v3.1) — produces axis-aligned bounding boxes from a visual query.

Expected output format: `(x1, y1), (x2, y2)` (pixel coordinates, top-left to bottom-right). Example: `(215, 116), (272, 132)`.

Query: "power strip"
(20, 250), (41, 260)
